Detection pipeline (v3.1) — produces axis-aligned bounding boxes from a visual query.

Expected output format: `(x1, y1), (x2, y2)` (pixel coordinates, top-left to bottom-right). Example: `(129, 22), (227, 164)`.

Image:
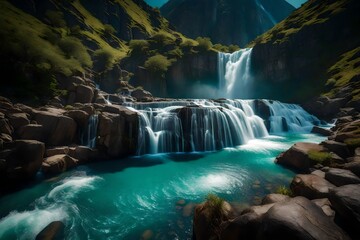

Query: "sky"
(144, 0), (307, 8)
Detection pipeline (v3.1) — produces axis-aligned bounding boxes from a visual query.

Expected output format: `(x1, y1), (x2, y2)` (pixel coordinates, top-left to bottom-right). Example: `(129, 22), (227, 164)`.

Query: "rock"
(261, 194), (291, 205)
(329, 184), (360, 235)
(17, 124), (46, 142)
(0, 140), (45, 193)
(75, 84), (94, 103)
(141, 229), (154, 240)
(7, 113), (30, 130)
(98, 107), (138, 157)
(343, 160), (360, 177)
(35, 221), (65, 240)
(65, 110), (89, 128)
(193, 200), (234, 240)
(220, 212), (261, 240)
(311, 169), (325, 178)
(42, 154), (79, 174)
(0, 118), (13, 135)
(131, 89), (153, 101)
(275, 142), (327, 171)
(325, 168), (360, 186)
(69, 146), (100, 163)
(182, 202), (196, 217)
(290, 174), (335, 199)
(320, 140), (351, 159)
(34, 111), (77, 146)
(46, 147), (70, 157)
(311, 198), (335, 219)
(258, 197), (350, 240)
(242, 203), (275, 216)
(311, 126), (332, 136)
(254, 99), (271, 120)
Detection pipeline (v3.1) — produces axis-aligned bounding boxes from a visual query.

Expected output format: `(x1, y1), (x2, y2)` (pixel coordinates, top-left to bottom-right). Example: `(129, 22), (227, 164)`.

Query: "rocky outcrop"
(0, 140), (44, 193)
(131, 89), (153, 102)
(98, 105), (138, 157)
(275, 142), (327, 171)
(35, 221), (65, 240)
(261, 193), (290, 205)
(42, 154), (79, 174)
(290, 174), (335, 199)
(325, 168), (360, 186)
(311, 126), (332, 136)
(257, 197), (350, 240)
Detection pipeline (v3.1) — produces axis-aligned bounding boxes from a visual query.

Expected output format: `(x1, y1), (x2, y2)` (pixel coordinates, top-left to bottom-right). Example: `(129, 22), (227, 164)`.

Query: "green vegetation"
(275, 186), (293, 197)
(129, 39), (150, 54)
(344, 138), (360, 148)
(195, 37), (213, 52)
(308, 150), (333, 165)
(250, 0), (349, 45)
(204, 193), (226, 234)
(144, 54), (172, 75)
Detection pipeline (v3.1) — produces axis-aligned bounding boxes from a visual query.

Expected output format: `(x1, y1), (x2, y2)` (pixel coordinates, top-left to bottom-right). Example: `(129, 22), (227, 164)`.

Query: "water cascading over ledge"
(218, 48), (253, 99)
(125, 99), (320, 155)
(81, 114), (99, 148)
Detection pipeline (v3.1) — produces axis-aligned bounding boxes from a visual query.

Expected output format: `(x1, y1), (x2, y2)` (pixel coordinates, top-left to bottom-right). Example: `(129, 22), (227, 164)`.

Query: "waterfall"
(264, 100), (320, 133)
(126, 99), (320, 155)
(218, 48), (253, 99)
(81, 114), (99, 148)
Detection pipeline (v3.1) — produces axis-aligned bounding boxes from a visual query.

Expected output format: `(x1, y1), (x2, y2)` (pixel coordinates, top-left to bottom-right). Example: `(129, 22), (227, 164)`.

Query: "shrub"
(58, 37), (92, 68)
(151, 32), (172, 46)
(93, 48), (116, 71)
(144, 54), (171, 75)
(228, 44), (240, 52)
(196, 37), (213, 51)
(103, 24), (116, 35)
(213, 44), (228, 52)
(275, 186), (293, 197)
(167, 47), (183, 58)
(129, 39), (150, 54)
(45, 10), (66, 28)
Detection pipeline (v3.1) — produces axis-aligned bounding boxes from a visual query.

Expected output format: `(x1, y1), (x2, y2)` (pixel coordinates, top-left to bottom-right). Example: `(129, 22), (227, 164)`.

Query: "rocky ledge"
(0, 96), (139, 195)
(193, 110), (360, 239)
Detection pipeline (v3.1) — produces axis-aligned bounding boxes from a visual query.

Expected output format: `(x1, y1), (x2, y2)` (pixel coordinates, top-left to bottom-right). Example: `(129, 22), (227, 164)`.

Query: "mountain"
(160, 0), (295, 47)
(0, 0), (208, 102)
(249, 0), (360, 118)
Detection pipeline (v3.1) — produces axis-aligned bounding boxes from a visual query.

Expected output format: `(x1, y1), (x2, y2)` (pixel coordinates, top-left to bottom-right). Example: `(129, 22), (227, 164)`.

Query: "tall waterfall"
(81, 114), (99, 148)
(218, 48), (253, 99)
(126, 99), (320, 155)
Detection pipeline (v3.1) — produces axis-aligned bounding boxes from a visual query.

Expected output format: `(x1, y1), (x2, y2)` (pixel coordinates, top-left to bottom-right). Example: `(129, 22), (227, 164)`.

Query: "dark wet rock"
(7, 113), (30, 130)
(261, 194), (291, 205)
(320, 140), (351, 159)
(131, 89), (153, 101)
(275, 142), (327, 171)
(258, 197), (350, 240)
(35, 221), (65, 240)
(343, 160), (360, 177)
(220, 212), (261, 240)
(290, 174), (335, 199)
(311, 198), (335, 219)
(42, 154), (78, 174)
(325, 168), (360, 186)
(65, 110), (89, 128)
(311, 126), (332, 136)
(75, 84), (94, 103)
(18, 124), (46, 142)
(329, 184), (360, 236)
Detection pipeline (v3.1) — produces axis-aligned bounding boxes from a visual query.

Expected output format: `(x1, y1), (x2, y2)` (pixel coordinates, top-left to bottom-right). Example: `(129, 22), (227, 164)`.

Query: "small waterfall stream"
(81, 114), (99, 148)
(126, 99), (319, 155)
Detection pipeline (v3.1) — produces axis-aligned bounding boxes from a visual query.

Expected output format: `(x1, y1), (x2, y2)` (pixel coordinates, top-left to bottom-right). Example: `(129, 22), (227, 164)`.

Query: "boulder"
(311, 169), (325, 178)
(220, 212), (261, 240)
(0, 133), (12, 143)
(0, 140), (45, 193)
(98, 107), (138, 157)
(311, 126), (332, 136)
(258, 197), (350, 240)
(329, 184), (360, 235)
(7, 113), (30, 130)
(131, 89), (153, 101)
(290, 174), (335, 199)
(75, 84), (94, 103)
(193, 200), (234, 240)
(343, 160), (360, 177)
(311, 198), (335, 219)
(35, 221), (65, 240)
(254, 99), (271, 120)
(0, 118), (13, 135)
(275, 142), (327, 171)
(65, 110), (89, 128)
(261, 194), (291, 205)
(242, 203), (275, 216)
(42, 154), (78, 174)
(320, 140), (351, 159)
(325, 168), (360, 186)
(34, 111), (77, 146)
(17, 124), (46, 142)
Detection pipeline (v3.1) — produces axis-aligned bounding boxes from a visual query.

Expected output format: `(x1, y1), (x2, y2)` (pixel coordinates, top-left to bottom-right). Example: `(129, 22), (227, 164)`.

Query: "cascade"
(126, 99), (318, 155)
(81, 114), (99, 148)
(218, 48), (253, 99)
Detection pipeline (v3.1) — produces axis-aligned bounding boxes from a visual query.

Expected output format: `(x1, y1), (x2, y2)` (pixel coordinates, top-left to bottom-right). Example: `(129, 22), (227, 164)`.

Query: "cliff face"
(161, 0), (295, 47)
(249, 0), (360, 108)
